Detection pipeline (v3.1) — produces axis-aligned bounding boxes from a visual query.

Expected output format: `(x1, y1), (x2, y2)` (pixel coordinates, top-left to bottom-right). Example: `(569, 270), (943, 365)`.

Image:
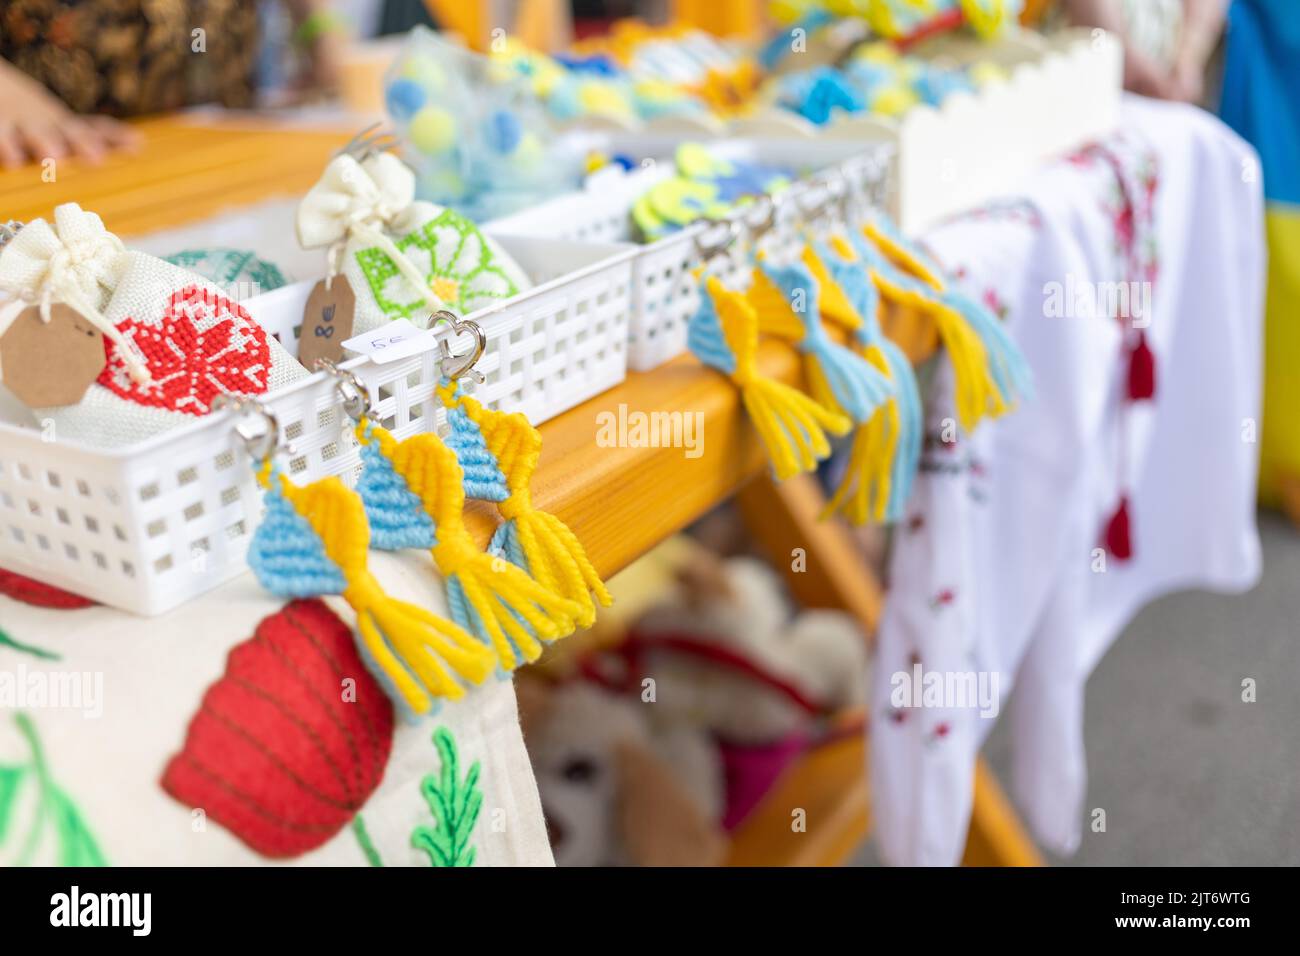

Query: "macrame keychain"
(425, 313), (612, 628)
(853, 216), (1031, 432)
(864, 215), (1033, 412)
(746, 253), (896, 432)
(225, 396), (495, 717)
(809, 235), (924, 524)
(687, 229), (850, 481)
(686, 208), (852, 480)
(319, 352), (584, 673)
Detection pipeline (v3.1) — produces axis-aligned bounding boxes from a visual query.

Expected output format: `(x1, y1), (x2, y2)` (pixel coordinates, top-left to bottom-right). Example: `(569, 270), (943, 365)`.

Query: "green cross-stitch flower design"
(355, 210), (520, 320)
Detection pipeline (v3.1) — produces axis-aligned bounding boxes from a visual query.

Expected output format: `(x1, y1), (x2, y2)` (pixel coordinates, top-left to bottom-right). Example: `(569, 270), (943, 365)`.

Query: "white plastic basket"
(0, 235), (634, 616)
(735, 28), (1123, 235)
(488, 138), (891, 371)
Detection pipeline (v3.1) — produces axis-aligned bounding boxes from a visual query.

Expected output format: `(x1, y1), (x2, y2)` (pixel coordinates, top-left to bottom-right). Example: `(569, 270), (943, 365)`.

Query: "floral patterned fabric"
(0, 0), (258, 116)
(0, 550), (554, 867)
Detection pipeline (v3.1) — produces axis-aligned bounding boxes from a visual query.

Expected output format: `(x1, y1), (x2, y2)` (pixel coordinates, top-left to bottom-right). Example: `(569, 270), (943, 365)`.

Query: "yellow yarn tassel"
(802, 244), (862, 332)
(706, 275), (851, 481)
(747, 264), (844, 414)
(869, 270), (1005, 433)
(862, 220), (947, 291)
(436, 381), (613, 628)
(858, 221), (1005, 428)
(265, 469), (495, 715)
(358, 422), (583, 671)
(822, 344), (899, 524)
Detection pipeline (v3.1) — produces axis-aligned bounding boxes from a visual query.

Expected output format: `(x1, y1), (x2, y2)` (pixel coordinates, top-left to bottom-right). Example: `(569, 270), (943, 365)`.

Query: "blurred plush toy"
(522, 548), (869, 865)
(519, 679), (727, 867)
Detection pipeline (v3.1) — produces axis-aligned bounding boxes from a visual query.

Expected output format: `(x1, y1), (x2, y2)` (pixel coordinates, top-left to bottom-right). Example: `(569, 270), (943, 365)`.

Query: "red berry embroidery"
(930, 588), (956, 610)
(98, 285), (271, 416)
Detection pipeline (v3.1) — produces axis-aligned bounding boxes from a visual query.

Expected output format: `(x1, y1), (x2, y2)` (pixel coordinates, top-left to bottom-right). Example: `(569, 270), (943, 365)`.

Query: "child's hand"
(0, 60), (140, 169)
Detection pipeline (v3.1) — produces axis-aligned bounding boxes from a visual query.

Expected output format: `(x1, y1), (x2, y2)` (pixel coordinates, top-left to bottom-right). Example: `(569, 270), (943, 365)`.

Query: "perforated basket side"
(0, 433), (146, 608)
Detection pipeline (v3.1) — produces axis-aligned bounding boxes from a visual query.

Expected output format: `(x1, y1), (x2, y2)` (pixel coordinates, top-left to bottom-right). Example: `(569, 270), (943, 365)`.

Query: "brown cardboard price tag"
(0, 303), (106, 407)
(297, 276), (356, 371)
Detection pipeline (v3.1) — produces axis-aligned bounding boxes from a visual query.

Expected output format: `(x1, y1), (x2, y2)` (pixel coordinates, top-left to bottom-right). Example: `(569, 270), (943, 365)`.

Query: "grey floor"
(853, 510), (1300, 866)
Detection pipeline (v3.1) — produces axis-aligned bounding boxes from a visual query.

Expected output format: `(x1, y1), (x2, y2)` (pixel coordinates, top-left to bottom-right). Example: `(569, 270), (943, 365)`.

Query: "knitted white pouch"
(37, 251), (308, 448)
(297, 152), (531, 334)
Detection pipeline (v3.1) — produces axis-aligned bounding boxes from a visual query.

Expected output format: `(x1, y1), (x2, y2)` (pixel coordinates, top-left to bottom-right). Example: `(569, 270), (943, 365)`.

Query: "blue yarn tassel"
(687, 285), (740, 376)
(355, 439), (437, 551)
(247, 474), (349, 597)
(941, 288), (1034, 407)
(756, 259), (894, 422)
(818, 239), (924, 522)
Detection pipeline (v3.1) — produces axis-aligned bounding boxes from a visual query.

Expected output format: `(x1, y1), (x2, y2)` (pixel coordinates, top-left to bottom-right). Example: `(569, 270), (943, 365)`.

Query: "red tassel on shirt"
(1127, 330), (1155, 401)
(1103, 496), (1134, 561)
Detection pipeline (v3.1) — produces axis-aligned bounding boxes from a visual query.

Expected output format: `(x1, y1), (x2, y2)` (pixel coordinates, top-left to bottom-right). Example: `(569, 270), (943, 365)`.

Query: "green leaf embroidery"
(0, 626), (61, 661)
(355, 210), (519, 320)
(0, 766), (22, 843)
(0, 714), (106, 867)
(351, 814), (384, 867)
(411, 727), (482, 867)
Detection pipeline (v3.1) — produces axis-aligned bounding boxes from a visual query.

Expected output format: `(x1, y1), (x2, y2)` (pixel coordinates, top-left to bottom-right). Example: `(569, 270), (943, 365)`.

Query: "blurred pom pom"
(409, 106), (458, 155)
(399, 57), (445, 91)
(483, 109), (523, 154)
(386, 79), (427, 121)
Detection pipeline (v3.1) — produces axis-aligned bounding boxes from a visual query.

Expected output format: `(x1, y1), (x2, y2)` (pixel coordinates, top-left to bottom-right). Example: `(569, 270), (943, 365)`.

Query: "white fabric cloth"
(0, 549), (554, 867)
(871, 97), (1265, 865)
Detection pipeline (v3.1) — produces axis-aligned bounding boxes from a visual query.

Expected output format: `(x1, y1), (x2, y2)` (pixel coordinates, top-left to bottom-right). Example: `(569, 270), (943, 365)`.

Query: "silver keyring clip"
(212, 394), (284, 464)
(742, 193), (779, 244)
(430, 310), (487, 384)
(314, 357), (372, 423)
(799, 173), (848, 231)
(796, 185), (831, 227)
(693, 218), (741, 265)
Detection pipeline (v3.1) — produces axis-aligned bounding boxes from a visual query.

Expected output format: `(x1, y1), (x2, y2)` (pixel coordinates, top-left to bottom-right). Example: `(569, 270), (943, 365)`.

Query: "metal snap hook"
(692, 218), (742, 265)
(212, 394), (283, 464)
(742, 193), (779, 243)
(430, 310), (486, 384)
(313, 357), (372, 423)
(0, 220), (23, 251)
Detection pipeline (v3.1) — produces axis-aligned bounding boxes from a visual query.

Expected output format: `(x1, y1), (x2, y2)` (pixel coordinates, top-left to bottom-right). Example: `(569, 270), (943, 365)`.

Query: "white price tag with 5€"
(341, 319), (439, 365)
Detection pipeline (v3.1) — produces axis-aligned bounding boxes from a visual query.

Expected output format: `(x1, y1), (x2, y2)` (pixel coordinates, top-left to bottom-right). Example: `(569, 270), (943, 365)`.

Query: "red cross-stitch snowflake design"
(97, 285), (271, 416)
